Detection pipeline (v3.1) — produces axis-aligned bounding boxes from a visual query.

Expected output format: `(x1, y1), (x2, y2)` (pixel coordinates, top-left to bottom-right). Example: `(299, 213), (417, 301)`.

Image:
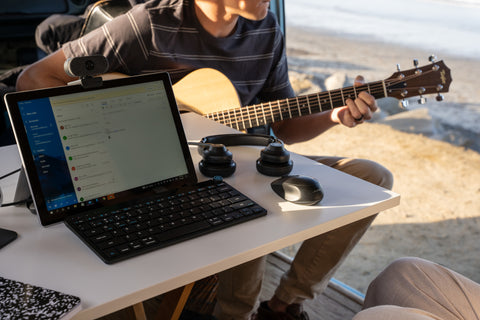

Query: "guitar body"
(173, 68), (241, 114)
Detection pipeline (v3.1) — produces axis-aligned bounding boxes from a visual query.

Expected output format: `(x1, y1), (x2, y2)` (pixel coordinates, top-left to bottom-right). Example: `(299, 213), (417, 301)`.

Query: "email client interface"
(16, 80), (189, 219)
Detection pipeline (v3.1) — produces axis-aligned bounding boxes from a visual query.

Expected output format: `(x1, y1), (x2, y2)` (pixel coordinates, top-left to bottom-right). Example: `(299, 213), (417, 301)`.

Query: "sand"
(281, 26), (480, 293)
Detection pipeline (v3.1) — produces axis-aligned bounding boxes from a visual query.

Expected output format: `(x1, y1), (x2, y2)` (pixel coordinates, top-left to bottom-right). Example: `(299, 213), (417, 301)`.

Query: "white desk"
(0, 113), (400, 319)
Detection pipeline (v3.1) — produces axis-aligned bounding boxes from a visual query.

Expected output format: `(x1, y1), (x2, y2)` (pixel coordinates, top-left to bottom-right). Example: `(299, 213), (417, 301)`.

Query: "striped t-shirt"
(62, 0), (294, 107)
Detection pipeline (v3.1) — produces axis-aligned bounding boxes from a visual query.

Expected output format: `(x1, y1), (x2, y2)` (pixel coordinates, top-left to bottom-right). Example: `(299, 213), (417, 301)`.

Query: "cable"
(0, 167), (32, 210)
(0, 168), (21, 180)
(1, 199), (29, 207)
(0, 197), (34, 211)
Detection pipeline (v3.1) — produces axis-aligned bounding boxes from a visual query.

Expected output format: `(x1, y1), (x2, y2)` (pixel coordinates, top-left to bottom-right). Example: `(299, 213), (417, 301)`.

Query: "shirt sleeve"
(62, 4), (152, 75)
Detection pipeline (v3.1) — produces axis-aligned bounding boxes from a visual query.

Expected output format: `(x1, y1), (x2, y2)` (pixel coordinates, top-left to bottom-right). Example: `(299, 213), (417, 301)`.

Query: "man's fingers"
(354, 75), (365, 86)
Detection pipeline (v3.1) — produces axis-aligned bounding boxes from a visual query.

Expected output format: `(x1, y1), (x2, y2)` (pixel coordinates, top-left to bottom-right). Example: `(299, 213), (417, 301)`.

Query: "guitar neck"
(204, 80), (387, 131)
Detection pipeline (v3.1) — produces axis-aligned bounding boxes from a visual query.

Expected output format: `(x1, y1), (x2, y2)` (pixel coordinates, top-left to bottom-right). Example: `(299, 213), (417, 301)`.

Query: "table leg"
(133, 302), (147, 320)
(153, 282), (195, 320)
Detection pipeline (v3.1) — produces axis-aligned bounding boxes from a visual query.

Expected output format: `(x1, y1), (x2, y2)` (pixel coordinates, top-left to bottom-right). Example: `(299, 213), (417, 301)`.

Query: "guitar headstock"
(385, 58), (452, 106)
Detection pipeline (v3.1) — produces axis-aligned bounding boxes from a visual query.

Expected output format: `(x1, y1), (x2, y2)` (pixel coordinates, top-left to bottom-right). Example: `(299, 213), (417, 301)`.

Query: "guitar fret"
(239, 107), (247, 131)
(231, 109), (237, 130)
(353, 85), (358, 99)
(286, 99), (292, 119)
(222, 110), (228, 128)
(316, 93), (322, 112)
(344, 87), (354, 100)
(219, 110), (225, 125)
(236, 107), (243, 131)
(306, 96), (312, 114)
(252, 105), (258, 127)
(276, 100), (283, 121)
(295, 97), (302, 117)
(261, 103), (267, 126)
(268, 101), (275, 123)
(298, 96), (309, 115)
(382, 80), (388, 97)
(223, 112), (227, 127)
(327, 91), (334, 109)
(247, 107), (253, 129)
(238, 108), (244, 131)
(340, 89), (346, 105)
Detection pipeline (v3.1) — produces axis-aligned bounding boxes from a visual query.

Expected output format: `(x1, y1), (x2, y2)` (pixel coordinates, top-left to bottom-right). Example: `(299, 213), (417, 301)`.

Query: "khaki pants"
(353, 257), (480, 320)
(213, 156), (394, 320)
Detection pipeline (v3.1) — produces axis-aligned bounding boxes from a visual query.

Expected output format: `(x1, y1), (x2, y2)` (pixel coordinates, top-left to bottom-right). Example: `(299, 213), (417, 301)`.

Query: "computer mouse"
(270, 175), (324, 206)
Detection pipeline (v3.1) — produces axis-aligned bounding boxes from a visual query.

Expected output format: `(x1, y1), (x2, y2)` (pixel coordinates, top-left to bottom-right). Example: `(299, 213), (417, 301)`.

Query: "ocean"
(285, 0), (480, 59)
(285, 0), (480, 152)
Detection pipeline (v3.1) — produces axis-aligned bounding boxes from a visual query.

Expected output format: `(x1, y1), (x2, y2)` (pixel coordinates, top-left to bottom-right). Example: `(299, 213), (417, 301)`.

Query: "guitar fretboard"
(205, 80), (387, 131)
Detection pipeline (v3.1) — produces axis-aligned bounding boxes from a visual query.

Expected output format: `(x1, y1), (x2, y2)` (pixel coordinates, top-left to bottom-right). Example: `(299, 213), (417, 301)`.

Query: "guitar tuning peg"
(418, 97), (427, 104)
(396, 64), (401, 72)
(399, 99), (409, 109)
(436, 94), (444, 102)
(429, 55), (438, 62)
(417, 88), (427, 104)
(413, 59), (419, 67)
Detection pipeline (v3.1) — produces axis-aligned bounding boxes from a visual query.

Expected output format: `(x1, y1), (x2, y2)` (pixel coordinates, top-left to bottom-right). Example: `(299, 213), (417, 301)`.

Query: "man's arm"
(272, 77), (377, 145)
(16, 49), (75, 91)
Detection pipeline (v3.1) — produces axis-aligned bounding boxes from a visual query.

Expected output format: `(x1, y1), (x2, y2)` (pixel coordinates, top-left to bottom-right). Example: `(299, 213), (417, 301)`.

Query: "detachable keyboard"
(64, 180), (267, 264)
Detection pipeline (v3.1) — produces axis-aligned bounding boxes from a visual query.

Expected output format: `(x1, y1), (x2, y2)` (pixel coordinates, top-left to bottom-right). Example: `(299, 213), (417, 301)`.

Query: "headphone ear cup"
(199, 144), (236, 177)
(256, 142), (293, 176)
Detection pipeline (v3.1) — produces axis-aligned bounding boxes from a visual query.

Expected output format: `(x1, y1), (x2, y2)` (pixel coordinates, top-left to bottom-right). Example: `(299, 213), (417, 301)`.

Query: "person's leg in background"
(353, 305), (444, 320)
(358, 257), (480, 320)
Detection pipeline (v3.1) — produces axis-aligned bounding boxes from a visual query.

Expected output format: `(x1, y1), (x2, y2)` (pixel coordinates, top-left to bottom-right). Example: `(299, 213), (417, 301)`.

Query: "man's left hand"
(331, 75), (378, 127)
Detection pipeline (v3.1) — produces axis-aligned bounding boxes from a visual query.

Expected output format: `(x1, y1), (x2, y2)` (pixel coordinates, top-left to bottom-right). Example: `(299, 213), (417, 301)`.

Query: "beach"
(282, 25), (480, 293)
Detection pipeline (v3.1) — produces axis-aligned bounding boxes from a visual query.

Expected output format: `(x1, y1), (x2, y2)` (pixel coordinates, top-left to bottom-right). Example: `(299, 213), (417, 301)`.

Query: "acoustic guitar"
(107, 59), (452, 132)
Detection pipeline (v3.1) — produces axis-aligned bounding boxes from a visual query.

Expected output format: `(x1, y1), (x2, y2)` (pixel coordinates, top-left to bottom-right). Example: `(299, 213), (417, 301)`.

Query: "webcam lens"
(85, 60), (95, 70)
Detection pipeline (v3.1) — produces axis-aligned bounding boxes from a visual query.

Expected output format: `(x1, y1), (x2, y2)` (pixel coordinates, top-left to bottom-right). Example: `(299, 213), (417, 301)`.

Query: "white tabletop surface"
(0, 113), (400, 319)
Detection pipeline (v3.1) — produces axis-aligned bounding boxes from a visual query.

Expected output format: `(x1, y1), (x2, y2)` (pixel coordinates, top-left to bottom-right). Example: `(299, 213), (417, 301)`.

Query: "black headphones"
(196, 134), (293, 177)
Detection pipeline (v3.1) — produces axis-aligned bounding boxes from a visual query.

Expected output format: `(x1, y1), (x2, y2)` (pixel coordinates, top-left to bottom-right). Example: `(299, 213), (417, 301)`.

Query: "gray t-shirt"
(63, 0), (294, 107)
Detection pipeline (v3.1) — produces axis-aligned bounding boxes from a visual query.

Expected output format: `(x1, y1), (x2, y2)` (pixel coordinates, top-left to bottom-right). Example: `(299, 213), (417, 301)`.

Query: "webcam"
(64, 55), (109, 88)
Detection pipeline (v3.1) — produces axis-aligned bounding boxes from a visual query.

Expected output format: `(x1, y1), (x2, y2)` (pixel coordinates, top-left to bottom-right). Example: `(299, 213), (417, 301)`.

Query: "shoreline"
(282, 25), (480, 293)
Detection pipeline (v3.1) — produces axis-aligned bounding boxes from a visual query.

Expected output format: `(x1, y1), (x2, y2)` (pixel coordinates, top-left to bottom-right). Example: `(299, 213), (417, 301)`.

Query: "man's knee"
(358, 159), (393, 190)
(336, 158), (394, 190)
(309, 156), (393, 190)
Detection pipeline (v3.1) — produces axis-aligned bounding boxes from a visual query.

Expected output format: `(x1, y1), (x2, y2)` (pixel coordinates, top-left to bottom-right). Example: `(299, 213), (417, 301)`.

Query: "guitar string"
(216, 84), (386, 129)
(213, 84), (384, 129)
(207, 69), (439, 129)
(207, 83), (385, 128)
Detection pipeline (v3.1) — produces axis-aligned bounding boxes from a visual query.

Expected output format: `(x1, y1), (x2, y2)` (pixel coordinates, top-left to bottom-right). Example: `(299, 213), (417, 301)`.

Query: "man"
(16, 1), (393, 319)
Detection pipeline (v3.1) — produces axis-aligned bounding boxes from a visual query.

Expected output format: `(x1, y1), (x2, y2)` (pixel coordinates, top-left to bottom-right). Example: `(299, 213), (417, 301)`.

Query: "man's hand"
(330, 75), (378, 127)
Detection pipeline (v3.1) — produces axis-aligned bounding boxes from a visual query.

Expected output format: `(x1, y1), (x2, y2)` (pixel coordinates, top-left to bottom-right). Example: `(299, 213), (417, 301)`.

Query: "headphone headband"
(200, 133), (279, 147)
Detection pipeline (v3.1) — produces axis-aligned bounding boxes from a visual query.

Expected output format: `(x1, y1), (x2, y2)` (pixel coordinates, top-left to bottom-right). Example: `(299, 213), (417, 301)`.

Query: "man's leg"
(362, 257), (480, 320)
(214, 157), (393, 319)
(265, 157), (394, 309)
(213, 257), (267, 320)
